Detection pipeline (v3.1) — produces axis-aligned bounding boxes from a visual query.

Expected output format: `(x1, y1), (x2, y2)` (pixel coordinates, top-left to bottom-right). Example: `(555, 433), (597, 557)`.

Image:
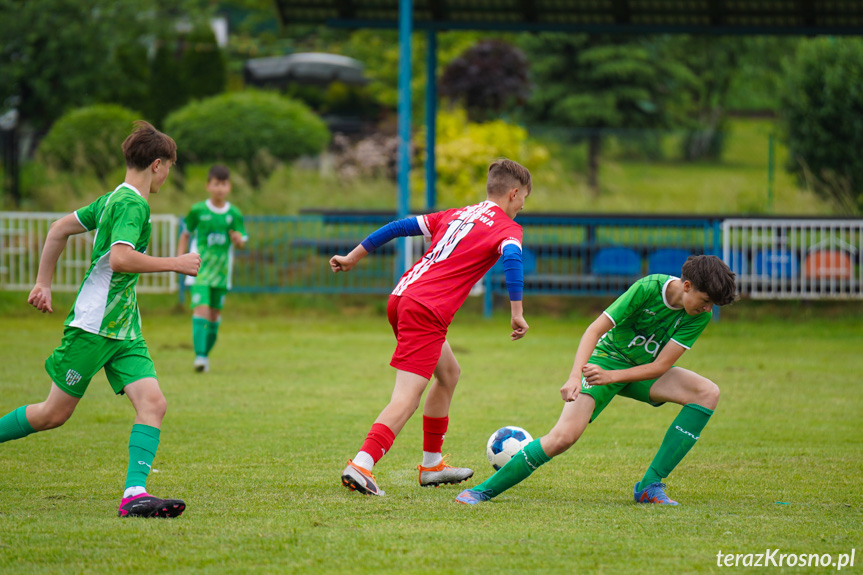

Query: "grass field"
(0, 296), (860, 574)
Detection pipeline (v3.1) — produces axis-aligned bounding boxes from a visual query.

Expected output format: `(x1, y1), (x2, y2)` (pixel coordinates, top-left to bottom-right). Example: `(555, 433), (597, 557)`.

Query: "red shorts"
(386, 295), (448, 380)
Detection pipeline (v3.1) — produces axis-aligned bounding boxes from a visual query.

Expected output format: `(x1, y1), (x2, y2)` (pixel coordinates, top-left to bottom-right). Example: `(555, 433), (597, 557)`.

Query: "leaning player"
(177, 165), (247, 373)
(330, 158), (531, 496)
(457, 255), (737, 506)
(0, 121), (201, 517)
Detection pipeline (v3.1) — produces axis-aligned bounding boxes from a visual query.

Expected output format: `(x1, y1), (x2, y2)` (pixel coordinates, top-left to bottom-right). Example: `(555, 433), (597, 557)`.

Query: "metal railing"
(723, 218), (863, 299)
(4, 211), (862, 304)
(0, 212), (178, 293)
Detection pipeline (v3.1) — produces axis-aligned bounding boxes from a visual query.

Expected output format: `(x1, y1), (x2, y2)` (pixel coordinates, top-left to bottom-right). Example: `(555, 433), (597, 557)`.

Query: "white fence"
(722, 219), (863, 299)
(0, 212), (179, 293)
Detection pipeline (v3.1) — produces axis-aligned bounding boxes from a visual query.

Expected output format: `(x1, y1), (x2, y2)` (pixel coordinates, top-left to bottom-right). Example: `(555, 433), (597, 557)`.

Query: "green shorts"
(580, 355), (665, 422)
(45, 327), (157, 398)
(189, 284), (227, 310)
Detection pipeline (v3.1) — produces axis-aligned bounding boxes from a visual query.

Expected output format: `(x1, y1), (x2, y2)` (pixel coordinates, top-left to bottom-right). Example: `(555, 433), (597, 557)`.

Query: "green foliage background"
(37, 105), (142, 184)
(164, 91), (329, 187)
(780, 38), (863, 214)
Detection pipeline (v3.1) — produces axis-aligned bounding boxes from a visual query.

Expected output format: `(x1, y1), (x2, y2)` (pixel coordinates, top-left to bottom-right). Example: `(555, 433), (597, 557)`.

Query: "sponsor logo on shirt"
(207, 233), (227, 246)
(643, 308), (656, 315)
(628, 333), (661, 357)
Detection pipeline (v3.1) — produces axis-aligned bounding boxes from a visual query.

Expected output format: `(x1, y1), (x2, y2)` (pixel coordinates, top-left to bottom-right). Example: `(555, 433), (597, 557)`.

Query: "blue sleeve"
(361, 217), (423, 252)
(502, 243), (523, 301)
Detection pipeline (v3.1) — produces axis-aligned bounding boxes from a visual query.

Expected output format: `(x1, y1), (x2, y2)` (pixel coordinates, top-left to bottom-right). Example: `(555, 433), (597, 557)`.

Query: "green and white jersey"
(65, 183), (151, 340)
(593, 274), (711, 366)
(184, 200), (247, 289)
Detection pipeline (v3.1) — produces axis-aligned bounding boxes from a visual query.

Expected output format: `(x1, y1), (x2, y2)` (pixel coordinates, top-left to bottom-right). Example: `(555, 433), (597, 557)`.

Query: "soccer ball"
(486, 426), (533, 470)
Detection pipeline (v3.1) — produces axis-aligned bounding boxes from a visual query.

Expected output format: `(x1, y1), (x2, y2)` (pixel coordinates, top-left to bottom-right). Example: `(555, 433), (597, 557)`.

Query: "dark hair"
(122, 121), (177, 170)
(208, 164), (230, 182)
(681, 255), (738, 306)
(487, 158), (531, 197)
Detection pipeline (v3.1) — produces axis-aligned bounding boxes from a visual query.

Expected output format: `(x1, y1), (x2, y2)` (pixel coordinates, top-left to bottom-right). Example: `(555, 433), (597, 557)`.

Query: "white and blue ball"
(486, 426), (533, 470)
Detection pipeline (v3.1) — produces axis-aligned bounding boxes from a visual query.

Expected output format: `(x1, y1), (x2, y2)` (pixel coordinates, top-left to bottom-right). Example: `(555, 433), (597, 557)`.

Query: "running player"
(177, 165), (247, 373)
(0, 121), (201, 518)
(330, 158), (532, 496)
(456, 255), (737, 506)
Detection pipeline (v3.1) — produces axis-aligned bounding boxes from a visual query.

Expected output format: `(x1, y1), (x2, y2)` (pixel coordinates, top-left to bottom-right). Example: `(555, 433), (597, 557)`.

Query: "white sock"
(353, 451), (375, 471)
(422, 451), (442, 467)
(123, 485), (147, 499)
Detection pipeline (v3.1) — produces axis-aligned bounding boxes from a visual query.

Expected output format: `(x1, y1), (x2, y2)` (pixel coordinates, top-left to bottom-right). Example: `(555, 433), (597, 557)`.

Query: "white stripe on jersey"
(69, 253), (114, 335)
(602, 310), (617, 327)
(499, 238), (522, 254)
(393, 201), (494, 296)
(417, 215), (431, 239)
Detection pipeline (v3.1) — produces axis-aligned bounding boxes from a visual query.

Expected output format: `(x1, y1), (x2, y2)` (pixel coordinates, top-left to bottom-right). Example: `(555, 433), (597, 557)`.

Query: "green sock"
(204, 320), (220, 355)
(192, 317), (209, 357)
(125, 424), (161, 491)
(473, 438), (552, 498)
(0, 406), (36, 443)
(640, 403), (714, 488)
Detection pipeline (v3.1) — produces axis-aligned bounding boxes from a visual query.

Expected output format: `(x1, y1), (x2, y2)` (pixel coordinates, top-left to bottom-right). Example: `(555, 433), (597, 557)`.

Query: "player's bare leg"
(540, 393), (595, 457)
(635, 367), (720, 505)
(418, 341), (472, 487)
(24, 383), (80, 431)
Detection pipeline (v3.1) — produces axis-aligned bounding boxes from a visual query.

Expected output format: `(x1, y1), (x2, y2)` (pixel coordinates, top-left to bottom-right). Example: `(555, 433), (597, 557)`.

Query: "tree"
(0, 1), (225, 132)
(780, 38), (863, 214)
(438, 39), (531, 122)
(518, 33), (694, 194)
(0, 0), (154, 131)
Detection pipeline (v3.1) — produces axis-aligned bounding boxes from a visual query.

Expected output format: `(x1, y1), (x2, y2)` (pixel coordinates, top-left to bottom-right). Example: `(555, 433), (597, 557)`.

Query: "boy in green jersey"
(0, 121), (201, 517)
(457, 255), (737, 506)
(177, 165), (247, 373)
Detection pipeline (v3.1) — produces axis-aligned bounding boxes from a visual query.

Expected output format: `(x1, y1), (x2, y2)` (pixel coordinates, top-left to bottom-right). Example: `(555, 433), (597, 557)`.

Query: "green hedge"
(38, 105), (142, 183)
(164, 91), (330, 187)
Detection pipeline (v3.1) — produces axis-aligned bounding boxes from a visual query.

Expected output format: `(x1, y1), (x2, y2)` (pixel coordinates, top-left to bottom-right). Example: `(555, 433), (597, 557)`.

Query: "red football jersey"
(392, 200), (523, 323)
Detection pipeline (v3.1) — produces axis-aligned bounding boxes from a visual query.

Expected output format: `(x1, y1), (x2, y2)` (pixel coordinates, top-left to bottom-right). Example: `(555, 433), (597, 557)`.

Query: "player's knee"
(35, 405), (74, 430)
(436, 363), (461, 387)
(697, 380), (720, 409)
(544, 428), (578, 456)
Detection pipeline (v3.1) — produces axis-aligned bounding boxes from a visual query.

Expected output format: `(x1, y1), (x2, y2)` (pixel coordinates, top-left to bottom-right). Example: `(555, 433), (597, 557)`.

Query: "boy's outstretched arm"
(560, 314), (614, 401)
(330, 217), (424, 273)
(28, 214), (88, 313)
(110, 244), (201, 276)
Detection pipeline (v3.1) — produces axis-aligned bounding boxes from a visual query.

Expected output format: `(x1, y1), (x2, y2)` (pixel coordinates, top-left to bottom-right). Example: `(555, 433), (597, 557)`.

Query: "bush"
(164, 91), (330, 187)
(38, 105), (142, 184)
(414, 107), (550, 206)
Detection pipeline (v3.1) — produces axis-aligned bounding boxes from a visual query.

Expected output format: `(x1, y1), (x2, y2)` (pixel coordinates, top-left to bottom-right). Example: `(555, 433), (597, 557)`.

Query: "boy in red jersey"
(330, 159), (531, 496)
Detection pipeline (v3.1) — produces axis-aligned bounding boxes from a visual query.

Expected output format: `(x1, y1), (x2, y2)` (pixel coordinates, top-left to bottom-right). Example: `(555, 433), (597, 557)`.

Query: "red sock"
(360, 423), (396, 464)
(422, 415), (449, 454)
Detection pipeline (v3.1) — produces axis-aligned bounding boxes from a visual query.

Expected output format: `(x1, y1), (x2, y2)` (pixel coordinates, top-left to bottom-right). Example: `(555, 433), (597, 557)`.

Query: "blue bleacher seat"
(647, 248), (692, 276)
(592, 247), (642, 276)
(753, 249), (799, 278)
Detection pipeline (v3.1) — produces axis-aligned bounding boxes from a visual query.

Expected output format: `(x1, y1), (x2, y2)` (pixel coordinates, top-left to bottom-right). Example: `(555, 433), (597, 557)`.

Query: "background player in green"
(457, 255), (737, 506)
(177, 165), (247, 373)
(0, 121), (201, 517)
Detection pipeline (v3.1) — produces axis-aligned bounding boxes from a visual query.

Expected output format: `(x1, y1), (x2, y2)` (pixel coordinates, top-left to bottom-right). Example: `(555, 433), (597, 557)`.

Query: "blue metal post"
(425, 28), (437, 210)
(396, 0), (413, 279)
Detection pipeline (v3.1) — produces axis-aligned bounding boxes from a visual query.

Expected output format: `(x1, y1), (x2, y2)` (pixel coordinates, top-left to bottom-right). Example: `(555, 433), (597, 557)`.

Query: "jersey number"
(425, 219), (475, 263)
